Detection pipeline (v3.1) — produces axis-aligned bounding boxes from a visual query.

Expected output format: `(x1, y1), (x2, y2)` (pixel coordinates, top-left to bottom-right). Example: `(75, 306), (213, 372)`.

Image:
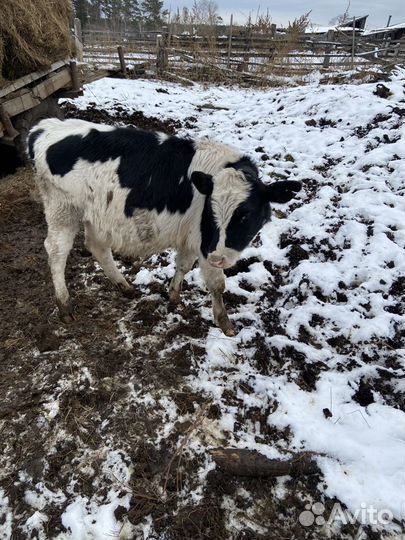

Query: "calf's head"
(192, 162), (301, 269)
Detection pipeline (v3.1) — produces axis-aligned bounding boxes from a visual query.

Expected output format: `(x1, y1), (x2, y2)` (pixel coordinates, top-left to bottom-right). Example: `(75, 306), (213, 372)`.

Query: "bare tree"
(192, 0), (222, 26)
(288, 11), (311, 35)
(329, 0), (351, 26)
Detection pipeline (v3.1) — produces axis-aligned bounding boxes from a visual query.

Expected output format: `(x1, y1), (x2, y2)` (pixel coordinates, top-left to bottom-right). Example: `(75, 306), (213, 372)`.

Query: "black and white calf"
(29, 118), (301, 335)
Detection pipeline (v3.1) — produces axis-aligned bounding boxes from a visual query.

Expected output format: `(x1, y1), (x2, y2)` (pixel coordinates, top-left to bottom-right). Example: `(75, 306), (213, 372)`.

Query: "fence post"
(117, 45), (127, 77)
(227, 14), (233, 68)
(241, 24), (252, 72)
(156, 32), (168, 75)
(351, 17), (356, 68)
(383, 37), (392, 57)
(73, 18), (84, 61)
(69, 60), (81, 92)
(322, 29), (334, 68)
(270, 24), (276, 38)
(393, 42), (400, 58)
(74, 17), (82, 41)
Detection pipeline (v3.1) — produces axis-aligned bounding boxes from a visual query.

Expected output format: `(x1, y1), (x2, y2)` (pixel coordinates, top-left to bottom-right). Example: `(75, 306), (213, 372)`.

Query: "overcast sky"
(164, 0), (404, 29)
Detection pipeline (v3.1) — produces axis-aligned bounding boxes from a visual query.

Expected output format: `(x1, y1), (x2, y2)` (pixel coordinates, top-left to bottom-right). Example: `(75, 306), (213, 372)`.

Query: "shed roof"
(363, 22), (405, 36)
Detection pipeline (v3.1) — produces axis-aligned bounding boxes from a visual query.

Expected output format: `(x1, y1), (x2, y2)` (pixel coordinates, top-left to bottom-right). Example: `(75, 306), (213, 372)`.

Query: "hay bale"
(0, 0), (73, 82)
(0, 37), (4, 87)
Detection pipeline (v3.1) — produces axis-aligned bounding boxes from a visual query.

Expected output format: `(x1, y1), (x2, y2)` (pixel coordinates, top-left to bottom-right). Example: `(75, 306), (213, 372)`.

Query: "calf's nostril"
(209, 255), (228, 268)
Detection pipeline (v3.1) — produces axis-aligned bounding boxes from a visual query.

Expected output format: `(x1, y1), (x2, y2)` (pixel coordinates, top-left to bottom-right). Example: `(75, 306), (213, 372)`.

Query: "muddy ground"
(0, 105), (402, 540)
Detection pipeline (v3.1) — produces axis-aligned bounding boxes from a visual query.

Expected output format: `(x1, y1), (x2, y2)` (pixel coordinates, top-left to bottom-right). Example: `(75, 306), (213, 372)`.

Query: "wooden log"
(210, 448), (319, 477)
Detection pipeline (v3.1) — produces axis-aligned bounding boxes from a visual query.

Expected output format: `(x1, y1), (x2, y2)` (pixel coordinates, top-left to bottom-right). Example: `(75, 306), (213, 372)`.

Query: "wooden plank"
(3, 68), (71, 118)
(2, 91), (40, 118)
(33, 69), (71, 100)
(0, 59), (69, 100)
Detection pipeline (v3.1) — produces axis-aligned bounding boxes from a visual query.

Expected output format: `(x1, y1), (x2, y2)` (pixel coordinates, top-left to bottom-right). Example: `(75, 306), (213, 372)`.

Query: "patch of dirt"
(353, 111), (394, 138)
(61, 101), (183, 135)
(0, 166), (217, 538)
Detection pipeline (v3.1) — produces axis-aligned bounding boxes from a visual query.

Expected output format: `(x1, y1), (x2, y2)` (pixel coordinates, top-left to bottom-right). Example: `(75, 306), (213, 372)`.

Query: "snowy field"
(0, 70), (404, 539)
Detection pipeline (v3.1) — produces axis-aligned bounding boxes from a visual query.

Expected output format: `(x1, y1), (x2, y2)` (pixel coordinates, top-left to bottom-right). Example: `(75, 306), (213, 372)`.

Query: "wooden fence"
(81, 26), (405, 84)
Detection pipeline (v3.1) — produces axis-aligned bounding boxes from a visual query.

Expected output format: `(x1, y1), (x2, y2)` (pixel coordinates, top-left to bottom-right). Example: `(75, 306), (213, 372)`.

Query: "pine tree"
(88, 0), (102, 23)
(141, 0), (164, 29)
(99, 0), (122, 23)
(73, 0), (89, 28)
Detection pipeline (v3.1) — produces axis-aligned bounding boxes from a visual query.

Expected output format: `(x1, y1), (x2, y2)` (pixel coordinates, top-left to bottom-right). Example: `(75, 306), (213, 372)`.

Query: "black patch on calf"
(200, 197), (219, 257)
(191, 171), (213, 195)
(45, 127), (196, 216)
(27, 129), (44, 160)
(225, 155), (259, 180)
(223, 156), (271, 253)
(225, 190), (271, 252)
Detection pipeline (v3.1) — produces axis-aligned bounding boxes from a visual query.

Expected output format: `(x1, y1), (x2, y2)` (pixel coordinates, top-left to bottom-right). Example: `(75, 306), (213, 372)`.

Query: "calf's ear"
(191, 171), (213, 195)
(264, 180), (301, 203)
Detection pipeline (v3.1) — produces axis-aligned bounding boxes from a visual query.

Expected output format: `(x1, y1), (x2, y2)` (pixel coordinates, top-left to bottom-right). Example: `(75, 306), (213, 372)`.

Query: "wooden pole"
(322, 29), (334, 68)
(241, 23), (252, 72)
(351, 17), (356, 68)
(156, 34), (168, 75)
(73, 18), (84, 62)
(74, 17), (83, 42)
(383, 16), (392, 54)
(227, 14), (233, 68)
(69, 61), (81, 92)
(117, 45), (127, 77)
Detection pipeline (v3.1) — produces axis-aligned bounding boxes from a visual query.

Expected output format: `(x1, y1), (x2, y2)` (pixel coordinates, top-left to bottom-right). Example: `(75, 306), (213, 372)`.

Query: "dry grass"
(0, 38), (4, 86)
(0, 166), (35, 222)
(0, 0), (73, 83)
(165, 14), (312, 86)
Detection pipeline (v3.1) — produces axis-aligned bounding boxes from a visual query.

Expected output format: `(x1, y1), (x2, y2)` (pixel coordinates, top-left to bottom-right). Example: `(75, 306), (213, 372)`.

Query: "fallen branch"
(161, 70), (194, 86)
(196, 103), (230, 111)
(210, 448), (319, 477)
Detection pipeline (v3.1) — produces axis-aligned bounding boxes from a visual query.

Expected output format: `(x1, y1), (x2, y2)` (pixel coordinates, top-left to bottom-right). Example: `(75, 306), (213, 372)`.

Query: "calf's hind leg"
(84, 222), (136, 298)
(44, 213), (79, 322)
(199, 256), (235, 336)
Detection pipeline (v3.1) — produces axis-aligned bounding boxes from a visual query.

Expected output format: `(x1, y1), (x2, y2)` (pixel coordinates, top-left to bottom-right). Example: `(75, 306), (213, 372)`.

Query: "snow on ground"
(1, 69), (404, 539)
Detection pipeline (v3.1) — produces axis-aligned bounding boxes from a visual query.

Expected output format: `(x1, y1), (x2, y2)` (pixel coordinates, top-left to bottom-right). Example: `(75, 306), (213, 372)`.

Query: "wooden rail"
(82, 29), (405, 83)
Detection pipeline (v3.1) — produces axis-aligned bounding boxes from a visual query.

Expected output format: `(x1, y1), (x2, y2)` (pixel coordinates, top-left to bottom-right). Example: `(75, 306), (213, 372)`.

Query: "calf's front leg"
(169, 249), (196, 305)
(199, 256), (235, 336)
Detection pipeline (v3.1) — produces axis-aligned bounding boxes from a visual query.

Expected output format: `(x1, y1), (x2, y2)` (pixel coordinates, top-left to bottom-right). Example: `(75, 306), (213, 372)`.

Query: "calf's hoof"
(118, 283), (139, 299)
(216, 313), (235, 337)
(169, 290), (183, 310)
(57, 299), (75, 323)
(224, 326), (236, 337)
